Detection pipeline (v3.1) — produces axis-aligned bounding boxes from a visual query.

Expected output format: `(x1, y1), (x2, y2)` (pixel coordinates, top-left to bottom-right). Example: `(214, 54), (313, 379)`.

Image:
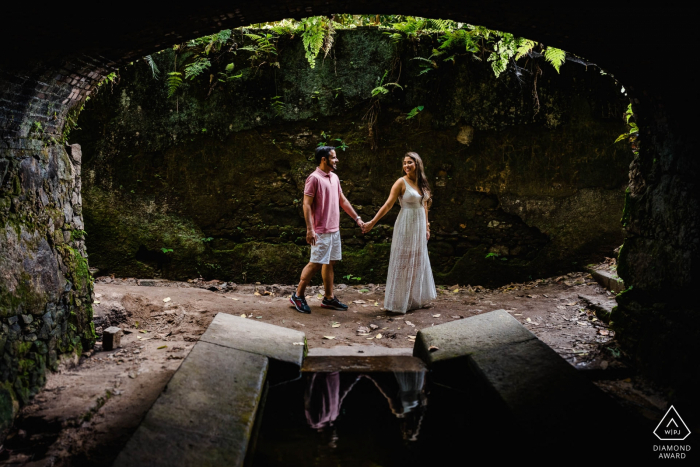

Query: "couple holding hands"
(290, 146), (436, 315)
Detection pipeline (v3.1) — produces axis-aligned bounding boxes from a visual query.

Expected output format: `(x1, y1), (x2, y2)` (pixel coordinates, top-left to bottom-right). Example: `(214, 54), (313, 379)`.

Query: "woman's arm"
(424, 204), (430, 241)
(362, 179), (404, 233)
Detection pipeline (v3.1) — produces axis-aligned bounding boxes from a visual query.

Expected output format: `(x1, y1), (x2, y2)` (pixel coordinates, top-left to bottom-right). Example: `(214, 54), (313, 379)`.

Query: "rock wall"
(0, 140), (95, 435)
(74, 29), (631, 286)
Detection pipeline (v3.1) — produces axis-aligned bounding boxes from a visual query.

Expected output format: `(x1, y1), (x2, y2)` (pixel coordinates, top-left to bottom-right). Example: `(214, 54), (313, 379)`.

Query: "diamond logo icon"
(654, 405), (691, 441)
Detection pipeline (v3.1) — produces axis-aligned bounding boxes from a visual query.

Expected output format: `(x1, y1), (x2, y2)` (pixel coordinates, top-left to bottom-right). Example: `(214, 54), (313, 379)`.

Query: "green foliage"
(161, 248), (174, 254)
(371, 70), (403, 97)
(334, 138), (349, 151)
(271, 95), (285, 117)
(166, 72), (183, 97)
(201, 237), (214, 242)
(485, 252), (500, 259)
(184, 57), (211, 80)
(615, 103), (639, 144)
(544, 46), (567, 73)
(144, 55), (160, 78)
(300, 17), (328, 68)
(406, 106), (424, 119)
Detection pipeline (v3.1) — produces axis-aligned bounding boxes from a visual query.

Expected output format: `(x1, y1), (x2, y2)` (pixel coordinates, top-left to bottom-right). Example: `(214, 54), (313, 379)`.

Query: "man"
(290, 146), (364, 314)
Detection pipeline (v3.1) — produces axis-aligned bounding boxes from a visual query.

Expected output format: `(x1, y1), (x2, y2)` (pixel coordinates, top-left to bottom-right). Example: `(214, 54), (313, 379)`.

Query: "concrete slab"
(200, 313), (306, 367)
(413, 310), (535, 365)
(413, 309), (631, 447)
(113, 341), (268, 467)
(302, 356), (427, 373)
(588, 268), (625, 294)
(308, 345), (413, 357)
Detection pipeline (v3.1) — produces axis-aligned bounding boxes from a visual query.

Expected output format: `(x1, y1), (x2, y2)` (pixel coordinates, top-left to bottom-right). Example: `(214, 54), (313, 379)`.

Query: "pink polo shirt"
(304, 167), (342, 234)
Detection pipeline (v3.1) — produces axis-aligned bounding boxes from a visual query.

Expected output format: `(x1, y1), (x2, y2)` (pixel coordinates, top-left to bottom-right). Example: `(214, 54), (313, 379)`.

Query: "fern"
(301, 17), (326, 68)
(515, 39), (536, 60)
(144, 55), (160, 79)
(184, 58), (211, 80)
(544, 47), (566, 73)
(271, 96), (285, 117)
(166, 72), (183, 97)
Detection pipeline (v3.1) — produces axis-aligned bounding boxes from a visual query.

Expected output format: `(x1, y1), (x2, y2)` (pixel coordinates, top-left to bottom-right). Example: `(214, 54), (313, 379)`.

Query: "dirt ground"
(0, 269), (669, 466)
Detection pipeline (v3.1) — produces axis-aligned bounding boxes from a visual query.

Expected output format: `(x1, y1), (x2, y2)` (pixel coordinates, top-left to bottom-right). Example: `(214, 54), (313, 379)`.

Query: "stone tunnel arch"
(1, 1), (698, 429)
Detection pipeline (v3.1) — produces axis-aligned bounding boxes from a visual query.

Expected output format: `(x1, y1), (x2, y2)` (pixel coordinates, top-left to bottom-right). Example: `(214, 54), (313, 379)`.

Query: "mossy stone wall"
(74, 29), (631, 286)
(0, 142), (95, 436)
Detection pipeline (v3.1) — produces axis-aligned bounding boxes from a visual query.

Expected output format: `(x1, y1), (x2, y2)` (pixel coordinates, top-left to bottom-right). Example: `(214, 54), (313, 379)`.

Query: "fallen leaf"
(256, 316), (262, 319)
(375, 333), (382, 339)
(94, 301), (101, 304)
(323, 336), (335, 340)
(331, 322), (341, 328)
(514, 313), (522, 316)
(405, 321), (415, 327)
(556, 305), (566, 310)
(139, 330), (147, 334)
(432, 314), (441, 318)
(292, 342), (305, 346)
(353, 300), (367, 304)
(163, 297), (171, 302)
(359, 288), (369, 293)
(317, 294), (324, 300)
(452, 289), (459, 294)
(254, 291), (261, 296)
(373, 301), (379, 307)
(407, 335), (416, 340)
(357, 326), (370, 334)
(157, 345), (167, 349)
(577, 321), (589, 326)
(240, 314), (246, 318)
(428, 345), (439, 352)
(369, 324), (379, 330)
(230, 297), (240, 301)
(566, 302), (577, 306)
(366, 337), (375, 340)
(599, 329), (610, 336)
(526, 317), (532, 322)
(460, 224), (466, 228)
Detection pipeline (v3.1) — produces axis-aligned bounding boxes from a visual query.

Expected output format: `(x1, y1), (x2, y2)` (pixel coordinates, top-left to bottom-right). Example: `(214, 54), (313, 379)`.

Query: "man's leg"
(322, 261), (336, 299)
(297, 262), (323, 297)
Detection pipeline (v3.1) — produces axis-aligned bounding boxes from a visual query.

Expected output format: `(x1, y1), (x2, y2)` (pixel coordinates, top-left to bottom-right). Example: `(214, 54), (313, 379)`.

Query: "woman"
(362, 152), (437, 313)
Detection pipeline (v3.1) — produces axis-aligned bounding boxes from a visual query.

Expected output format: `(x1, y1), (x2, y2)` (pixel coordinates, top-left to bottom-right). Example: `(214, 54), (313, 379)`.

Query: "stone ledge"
(200, 313), (306, 378)
(413, 309), (632, 446)
(588, 267), (625, 294)
(413, 309), (536, 365)
(113, 341), (268, 467)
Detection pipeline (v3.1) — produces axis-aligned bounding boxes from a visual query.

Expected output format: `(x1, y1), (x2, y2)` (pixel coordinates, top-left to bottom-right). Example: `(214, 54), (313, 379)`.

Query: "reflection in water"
(304, 371), (427, 444)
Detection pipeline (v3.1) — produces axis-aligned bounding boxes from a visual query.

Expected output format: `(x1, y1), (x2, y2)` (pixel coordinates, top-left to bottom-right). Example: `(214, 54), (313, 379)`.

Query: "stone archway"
(1, 1), (698, 429)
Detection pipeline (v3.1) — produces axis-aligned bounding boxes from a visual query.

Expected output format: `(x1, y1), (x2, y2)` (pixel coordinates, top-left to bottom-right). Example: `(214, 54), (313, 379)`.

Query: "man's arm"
(339, 193), (363, 227)
(303, 194), (317, 245)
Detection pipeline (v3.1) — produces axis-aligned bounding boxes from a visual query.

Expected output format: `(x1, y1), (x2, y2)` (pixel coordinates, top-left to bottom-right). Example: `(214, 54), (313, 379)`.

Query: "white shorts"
(310, 231), (342, 264)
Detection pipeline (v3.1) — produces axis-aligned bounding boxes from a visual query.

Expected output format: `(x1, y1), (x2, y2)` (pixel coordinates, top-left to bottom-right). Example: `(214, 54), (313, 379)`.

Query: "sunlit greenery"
(150, 14), (571, 98)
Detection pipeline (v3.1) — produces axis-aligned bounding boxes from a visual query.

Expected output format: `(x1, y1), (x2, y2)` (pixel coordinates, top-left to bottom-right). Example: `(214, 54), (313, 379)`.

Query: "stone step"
(114, 313), (307, 466)
(413, 310), (634, 447)
(588, 267), (625, 294)
(113, 341), (268, 467)
(199, 313), (306, 383)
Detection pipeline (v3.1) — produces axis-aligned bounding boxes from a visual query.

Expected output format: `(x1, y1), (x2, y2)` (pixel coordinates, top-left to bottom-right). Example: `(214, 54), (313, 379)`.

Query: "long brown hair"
(404, 152), (432, 208)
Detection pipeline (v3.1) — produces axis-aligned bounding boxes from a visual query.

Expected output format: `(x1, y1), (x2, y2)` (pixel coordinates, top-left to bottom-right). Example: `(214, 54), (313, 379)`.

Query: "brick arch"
(0, 1), (698, 421)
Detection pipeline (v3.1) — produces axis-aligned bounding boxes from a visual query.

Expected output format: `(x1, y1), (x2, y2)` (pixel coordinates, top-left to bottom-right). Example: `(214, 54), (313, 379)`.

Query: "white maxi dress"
(384, 179), (437, 313)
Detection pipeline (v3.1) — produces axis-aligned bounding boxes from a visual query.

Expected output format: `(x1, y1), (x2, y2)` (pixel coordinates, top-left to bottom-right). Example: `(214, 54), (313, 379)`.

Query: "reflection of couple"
(290, 146), (436, 314)
(304, 371), (426, 440)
